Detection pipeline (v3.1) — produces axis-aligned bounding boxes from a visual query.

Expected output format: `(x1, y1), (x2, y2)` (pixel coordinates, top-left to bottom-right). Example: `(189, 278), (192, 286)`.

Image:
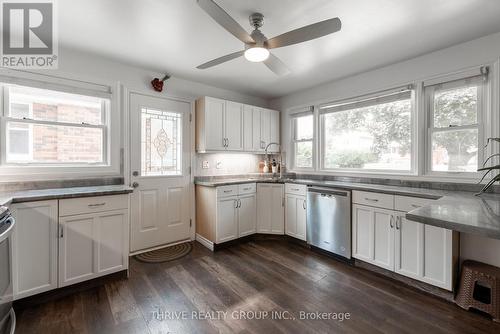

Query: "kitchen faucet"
(264, 142), (283, 179)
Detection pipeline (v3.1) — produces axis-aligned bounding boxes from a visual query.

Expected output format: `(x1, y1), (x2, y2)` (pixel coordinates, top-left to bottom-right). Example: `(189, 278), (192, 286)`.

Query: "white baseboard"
(196, 233), (214, 251)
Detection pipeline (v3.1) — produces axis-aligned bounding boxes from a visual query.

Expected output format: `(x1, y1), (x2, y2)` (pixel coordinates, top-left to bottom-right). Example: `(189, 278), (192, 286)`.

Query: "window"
(425, 76), (486, 173)
(141, 108), (182, 176)
(320, 88), (413, 172)
(2, 84), (110, 165)
(292, 111), (314, 169)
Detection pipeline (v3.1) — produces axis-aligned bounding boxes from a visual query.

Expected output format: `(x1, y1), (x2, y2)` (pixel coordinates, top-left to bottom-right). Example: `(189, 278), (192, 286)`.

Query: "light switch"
(202, 161), (209, 169)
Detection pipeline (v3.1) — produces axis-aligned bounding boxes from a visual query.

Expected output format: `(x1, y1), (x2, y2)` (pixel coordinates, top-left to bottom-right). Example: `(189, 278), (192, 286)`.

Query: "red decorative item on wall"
(151, 74), (170, 92)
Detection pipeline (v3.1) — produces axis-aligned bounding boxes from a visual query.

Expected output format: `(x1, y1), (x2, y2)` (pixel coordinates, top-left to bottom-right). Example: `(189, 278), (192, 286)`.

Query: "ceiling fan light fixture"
(244, 46), (270, 62)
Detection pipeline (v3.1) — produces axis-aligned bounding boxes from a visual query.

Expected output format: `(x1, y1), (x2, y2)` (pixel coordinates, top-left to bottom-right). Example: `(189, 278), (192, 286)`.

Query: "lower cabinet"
(59, 209), (128, 287)
(285, 194), (306, 241)
(216, 196), (239, 243)
(11, 200), (58, 299)
(11, 195), (130, 299)
(257, 184), (284, 234)
(352, 192), (457, 291)
(196, 183), (257, 245)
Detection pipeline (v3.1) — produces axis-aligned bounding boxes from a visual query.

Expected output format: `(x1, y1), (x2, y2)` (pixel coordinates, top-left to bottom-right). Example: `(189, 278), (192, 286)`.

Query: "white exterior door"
(130, 93), (192, 253)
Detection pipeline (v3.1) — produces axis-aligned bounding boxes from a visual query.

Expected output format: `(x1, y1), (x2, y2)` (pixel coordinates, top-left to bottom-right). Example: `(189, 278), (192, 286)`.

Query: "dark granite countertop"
(195, 177), (500, 240)
(0, 185), (134, 207)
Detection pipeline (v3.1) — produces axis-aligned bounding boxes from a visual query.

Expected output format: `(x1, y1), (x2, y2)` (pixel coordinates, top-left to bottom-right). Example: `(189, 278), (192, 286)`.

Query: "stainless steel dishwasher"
(306, 187), (351, 260)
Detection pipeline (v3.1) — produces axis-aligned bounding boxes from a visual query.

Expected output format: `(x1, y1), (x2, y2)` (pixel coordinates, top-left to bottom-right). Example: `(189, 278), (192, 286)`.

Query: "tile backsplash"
(195, 153), (280, 176)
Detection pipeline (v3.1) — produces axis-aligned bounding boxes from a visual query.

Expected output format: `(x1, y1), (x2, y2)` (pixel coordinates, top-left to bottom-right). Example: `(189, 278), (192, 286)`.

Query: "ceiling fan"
(196, 0), (342, 75)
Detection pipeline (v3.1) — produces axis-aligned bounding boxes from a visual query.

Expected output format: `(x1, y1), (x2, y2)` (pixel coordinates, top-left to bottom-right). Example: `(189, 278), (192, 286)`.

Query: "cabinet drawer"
(285, 183), (307, 196)
(352, 191), (394, 209)
(395, 195), (436, 212)
(216, 185), (239, 198)
(238, 183), (256, 195)
(59, 194), (128, 217)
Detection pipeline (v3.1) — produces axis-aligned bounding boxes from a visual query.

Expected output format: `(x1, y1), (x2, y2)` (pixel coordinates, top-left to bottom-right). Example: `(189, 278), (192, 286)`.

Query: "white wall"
(48, 47), (269, 107)
(271, 31), (500, 267)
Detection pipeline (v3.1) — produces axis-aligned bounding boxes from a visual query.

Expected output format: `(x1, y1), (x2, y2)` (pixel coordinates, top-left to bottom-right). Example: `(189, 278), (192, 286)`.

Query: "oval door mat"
(134, 242), (192, 263)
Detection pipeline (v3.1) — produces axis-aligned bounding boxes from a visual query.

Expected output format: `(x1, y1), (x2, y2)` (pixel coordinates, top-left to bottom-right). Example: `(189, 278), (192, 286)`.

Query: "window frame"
(290, 109), (315, 171)
(424, 76), (487, 178)
(0, 77), (120, 181)
(318, 88), (417, 175)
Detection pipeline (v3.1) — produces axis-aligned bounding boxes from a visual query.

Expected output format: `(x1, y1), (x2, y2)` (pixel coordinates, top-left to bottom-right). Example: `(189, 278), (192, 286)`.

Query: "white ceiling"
(59, 0), (500, 99)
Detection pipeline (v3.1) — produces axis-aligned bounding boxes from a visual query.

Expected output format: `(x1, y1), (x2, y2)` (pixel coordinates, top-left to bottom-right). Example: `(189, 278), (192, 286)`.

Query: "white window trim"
(287, 63), (498, 184)
(289, 107), (315, 171)
(318, 87), (416, 175)
(423, 72), (489, 179)
(0, 73), (121, 181)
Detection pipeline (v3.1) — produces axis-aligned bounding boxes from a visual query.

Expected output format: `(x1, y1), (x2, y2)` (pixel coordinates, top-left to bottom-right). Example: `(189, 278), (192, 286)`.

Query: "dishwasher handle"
(308, 187), (350, 197)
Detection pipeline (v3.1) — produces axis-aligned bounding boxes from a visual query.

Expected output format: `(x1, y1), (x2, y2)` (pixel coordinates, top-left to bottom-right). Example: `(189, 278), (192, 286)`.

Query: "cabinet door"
(373, 208), (395, 271)
(252, 108), (262, 151)
(352, 204), (374, 262)
(238, 194), (256, 237)
(269, 110), (280, 152)
(243, 105), (254, 151)
(257, 184), (271, 233)
(296, 196), (307, 241)
(11, 200), (58, 299)
(395, 215), (422, 280)
(225, 101), (243, 150)
(205, 97), (226, 150)
(96, 210), (128, 275)
(270, 184), (284, 234)
(285, 194), (297, 237)
(421, 224), (453, 290)
(59, 214), (95, 287)
(260, 108), (271, 150)
(216, 197), (238, 243)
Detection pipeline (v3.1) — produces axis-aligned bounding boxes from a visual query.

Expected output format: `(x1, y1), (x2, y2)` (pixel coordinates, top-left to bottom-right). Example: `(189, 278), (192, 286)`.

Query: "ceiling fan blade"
(264, 54), (290, 76)
(266, 17), (341, 49)
(197, 0), (254, 44)
(197, 50), (245, 69)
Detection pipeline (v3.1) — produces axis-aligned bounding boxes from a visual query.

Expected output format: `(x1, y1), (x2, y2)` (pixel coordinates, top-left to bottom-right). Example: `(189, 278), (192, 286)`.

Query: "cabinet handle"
(364, 198), (379, 202)
(88, 202), (106, 207)
(223, 190), (232, 193)
(396, 216), (401, 230)
(59, 225), (64, 238)
(411, 204), (420, 208)
(390, 216), (394, 228)
(303, 200), (306, 210)
(238, 199), (242, 208)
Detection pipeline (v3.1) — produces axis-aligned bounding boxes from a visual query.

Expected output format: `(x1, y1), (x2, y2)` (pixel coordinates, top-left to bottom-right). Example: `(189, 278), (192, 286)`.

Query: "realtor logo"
(1, 0), (58, 68)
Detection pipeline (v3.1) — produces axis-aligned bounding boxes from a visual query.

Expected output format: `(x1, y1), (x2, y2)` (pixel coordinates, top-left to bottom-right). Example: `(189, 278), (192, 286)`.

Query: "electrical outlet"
(202, 161), (209, 169)
(216, 161), (223, 169)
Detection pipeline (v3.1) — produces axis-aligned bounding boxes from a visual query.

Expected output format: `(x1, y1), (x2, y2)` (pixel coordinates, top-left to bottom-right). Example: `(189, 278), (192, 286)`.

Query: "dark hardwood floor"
(15, 240), (500, 334)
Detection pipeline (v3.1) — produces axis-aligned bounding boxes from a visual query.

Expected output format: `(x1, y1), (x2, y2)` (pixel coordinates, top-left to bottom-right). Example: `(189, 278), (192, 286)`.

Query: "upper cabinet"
(196, 96), (279, 153)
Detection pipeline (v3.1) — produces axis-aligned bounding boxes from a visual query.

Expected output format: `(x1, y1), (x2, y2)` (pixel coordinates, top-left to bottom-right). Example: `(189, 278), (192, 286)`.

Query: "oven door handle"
(8, 308), (15, 334)
(0, 217), (15, 243)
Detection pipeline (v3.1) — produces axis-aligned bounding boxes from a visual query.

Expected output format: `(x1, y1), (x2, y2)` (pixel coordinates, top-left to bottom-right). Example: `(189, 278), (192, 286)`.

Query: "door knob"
(132, 182), (139, 188)
(132, 171), (139, 176)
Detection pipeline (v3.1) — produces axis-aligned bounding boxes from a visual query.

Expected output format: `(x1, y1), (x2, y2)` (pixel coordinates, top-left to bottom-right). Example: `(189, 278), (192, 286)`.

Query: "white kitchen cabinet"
(59, 195), (129, 287)
(238, 194), (257, 237)
(285, 194), (306, 241)
(257, 183), (284, 234)
(196, 183), (257, 245)
(394, 214), (455, 290)
(352, 191), (457, 291)
(196, 96), (225, 151)
(196, 97), (279, 153)
(352, 204), (395, 271)
(216, 196), (239, 243)
(224, 101), (243, 150)
(11, 200), (58, 300)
